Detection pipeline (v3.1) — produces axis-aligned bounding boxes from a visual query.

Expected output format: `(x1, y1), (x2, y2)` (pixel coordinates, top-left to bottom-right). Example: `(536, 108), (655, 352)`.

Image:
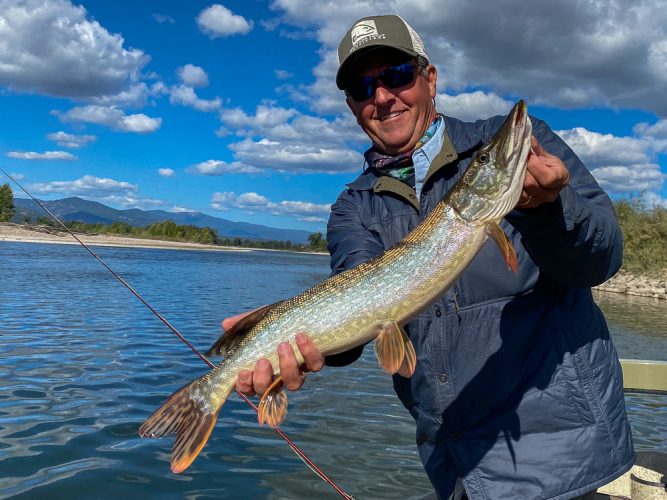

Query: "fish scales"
(139, 100), (533, 474)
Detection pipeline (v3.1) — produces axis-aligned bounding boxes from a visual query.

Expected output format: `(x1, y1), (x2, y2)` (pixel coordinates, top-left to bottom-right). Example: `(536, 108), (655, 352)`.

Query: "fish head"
(450, 100), (533, 222)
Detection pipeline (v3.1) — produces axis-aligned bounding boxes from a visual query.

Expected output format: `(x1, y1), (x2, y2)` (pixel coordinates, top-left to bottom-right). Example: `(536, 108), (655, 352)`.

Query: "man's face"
(345, 50), (437, 155)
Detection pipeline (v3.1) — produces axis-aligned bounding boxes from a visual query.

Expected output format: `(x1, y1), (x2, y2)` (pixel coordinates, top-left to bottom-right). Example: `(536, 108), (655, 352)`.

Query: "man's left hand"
(517, 136), (570, 209)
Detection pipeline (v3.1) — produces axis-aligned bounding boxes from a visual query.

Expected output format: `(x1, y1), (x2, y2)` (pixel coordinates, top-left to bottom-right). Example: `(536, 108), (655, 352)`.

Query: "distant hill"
(12, 197), (312, 244)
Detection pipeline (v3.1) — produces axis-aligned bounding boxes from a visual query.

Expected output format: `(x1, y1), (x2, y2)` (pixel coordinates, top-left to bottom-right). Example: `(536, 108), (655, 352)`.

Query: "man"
(227, 14), (634, 499)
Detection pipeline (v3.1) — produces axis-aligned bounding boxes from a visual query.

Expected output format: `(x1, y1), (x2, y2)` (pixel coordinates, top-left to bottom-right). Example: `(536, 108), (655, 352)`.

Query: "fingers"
(235, 333), (324, 396)
(519, 137), (570, 208)
(221, 308), (258, 332)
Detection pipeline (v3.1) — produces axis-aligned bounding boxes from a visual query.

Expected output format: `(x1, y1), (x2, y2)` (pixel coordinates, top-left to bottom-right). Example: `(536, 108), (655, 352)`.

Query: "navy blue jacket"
(326, 114), (634, 499)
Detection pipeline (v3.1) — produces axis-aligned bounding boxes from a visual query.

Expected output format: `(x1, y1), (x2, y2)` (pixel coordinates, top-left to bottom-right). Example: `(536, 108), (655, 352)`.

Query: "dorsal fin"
(205, 303), (280, 357)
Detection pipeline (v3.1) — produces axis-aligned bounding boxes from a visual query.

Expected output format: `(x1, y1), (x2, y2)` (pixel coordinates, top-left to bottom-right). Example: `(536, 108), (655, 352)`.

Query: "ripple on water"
(0, 243), (664, 499)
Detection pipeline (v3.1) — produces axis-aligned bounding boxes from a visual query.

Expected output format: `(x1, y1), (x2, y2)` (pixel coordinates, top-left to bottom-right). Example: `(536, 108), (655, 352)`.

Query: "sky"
(1, 0), (666, 232)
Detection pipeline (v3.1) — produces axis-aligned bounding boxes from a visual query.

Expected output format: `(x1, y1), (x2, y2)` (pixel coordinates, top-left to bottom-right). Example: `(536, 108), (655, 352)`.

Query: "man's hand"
(222, 310), (324, 397)
(517, 136), (570, 209)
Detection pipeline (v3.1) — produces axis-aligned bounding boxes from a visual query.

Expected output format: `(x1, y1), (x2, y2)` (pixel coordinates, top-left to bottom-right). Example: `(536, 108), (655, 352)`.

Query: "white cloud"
(211, 191), (331, 221)
(196, 4), (253, 38)
(170, 206), (197, 213)
(158, 168), (175, 177)
(28, 175), (138, 196)
(177, 64), (209, 87)
(6, 150), (76, 160)
(169, 85), (221, 112)
(436, 92), (513, 122)
(187, 160), (262, 175)
(556, 128), (651, 168)
(590, 164), (666, 193)
(26, 174), (164, 209)
(47, 131), (96, 149)
(0, 0), (149, 98)
(217, 104), (366, 173)
(153, 13), (175, 24)
(275, 69), (293, 80)
(57, 105), (161, 133)
(271, 0), (667, 116)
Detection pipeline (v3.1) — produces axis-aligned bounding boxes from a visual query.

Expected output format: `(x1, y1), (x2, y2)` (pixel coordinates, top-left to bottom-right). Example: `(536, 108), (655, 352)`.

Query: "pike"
(139, 100), (533, 473)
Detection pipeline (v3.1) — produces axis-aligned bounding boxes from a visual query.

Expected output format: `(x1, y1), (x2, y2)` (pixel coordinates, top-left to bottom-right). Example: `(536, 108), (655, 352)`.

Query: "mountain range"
(12, 197), (312, 244)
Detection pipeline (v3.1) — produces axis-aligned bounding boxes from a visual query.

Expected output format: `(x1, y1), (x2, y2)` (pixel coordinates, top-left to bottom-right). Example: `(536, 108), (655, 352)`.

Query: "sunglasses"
(345, 63), (421, 102)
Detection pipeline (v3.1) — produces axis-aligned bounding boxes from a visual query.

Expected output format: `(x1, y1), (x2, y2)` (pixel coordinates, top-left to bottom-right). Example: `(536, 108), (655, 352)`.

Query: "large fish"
(139, 100), (533, 473)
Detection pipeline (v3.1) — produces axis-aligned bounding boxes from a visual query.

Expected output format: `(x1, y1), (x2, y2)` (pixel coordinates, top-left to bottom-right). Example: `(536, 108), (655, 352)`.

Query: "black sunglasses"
(345, 63), (421, 102)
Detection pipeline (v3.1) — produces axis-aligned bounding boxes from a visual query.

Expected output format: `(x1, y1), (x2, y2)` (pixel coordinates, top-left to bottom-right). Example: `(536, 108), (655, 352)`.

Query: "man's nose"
(374, 83), (396, 104)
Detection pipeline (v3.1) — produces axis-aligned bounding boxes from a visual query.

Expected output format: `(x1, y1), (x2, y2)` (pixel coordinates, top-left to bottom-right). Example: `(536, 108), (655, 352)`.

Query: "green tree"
(0, 183), (16, 222)
(307, 231), (327, 252)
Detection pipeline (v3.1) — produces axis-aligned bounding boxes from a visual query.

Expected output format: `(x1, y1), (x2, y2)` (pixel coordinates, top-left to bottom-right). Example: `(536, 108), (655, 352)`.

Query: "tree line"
(3, 184), (666, 273)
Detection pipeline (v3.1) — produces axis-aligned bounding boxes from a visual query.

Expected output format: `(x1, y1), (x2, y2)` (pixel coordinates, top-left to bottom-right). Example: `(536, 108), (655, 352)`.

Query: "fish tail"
(139, 377), (231, 473)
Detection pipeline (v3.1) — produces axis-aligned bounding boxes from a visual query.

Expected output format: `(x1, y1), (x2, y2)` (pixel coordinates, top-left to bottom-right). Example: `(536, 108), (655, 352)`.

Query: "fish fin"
(257, 376), (288, 428)
(375, 321), (406, 374)
(207, 303), (281, 357)
(397, 329), (417, 377)
(489, 222), (518, 273)
(139, 379), (222, 473)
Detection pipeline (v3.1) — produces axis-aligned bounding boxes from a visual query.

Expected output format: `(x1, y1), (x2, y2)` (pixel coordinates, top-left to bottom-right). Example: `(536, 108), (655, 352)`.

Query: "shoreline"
(2, 222), (665, 299)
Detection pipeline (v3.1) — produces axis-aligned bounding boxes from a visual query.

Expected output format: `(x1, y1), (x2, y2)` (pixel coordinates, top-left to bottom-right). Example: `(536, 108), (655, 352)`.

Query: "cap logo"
(349, 20), (386, 52)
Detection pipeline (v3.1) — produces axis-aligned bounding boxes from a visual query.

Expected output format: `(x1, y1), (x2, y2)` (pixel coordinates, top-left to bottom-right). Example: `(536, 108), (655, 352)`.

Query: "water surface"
(0, 242), (665, 499)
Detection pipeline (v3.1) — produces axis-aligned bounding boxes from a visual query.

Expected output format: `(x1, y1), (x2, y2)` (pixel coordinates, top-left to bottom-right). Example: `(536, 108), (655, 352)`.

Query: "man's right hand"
(222, 310), (324, 397)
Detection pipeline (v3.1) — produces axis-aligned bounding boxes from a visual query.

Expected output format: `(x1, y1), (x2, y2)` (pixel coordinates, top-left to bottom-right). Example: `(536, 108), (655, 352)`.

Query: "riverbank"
(2, 222), (665, 299)
(0, 222), (251, 252)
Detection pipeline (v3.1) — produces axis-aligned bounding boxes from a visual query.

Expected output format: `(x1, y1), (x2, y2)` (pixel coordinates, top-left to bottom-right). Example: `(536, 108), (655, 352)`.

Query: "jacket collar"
(346, 115), (484, 206)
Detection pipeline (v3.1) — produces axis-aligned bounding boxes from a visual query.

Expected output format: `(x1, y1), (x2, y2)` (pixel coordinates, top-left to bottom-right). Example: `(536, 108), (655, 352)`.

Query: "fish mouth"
(490, 100), (532, 209)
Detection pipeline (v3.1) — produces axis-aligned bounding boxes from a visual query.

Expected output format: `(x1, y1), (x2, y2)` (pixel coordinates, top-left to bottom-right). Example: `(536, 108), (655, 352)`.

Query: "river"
(0, 242), (665, 499)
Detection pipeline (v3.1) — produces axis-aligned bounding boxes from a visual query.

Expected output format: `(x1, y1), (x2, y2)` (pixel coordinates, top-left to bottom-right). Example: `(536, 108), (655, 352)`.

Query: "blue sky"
(1, 0), (666, 232)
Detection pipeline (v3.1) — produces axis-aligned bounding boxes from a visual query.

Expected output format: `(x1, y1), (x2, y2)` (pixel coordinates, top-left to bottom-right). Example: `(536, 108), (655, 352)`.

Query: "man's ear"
(426, 65), (438, 99)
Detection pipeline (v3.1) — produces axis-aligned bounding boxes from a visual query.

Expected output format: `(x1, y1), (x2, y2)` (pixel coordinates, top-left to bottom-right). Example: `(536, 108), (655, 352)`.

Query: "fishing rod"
(1, 167), (354, 500)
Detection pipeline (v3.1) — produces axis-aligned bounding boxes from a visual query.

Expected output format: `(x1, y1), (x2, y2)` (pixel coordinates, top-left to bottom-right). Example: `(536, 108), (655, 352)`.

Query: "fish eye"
(478, 152), (489, 164)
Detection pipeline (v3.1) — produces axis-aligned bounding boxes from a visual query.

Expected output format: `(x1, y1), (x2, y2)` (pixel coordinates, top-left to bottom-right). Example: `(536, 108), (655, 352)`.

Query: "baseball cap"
(336, 15), (429, 90)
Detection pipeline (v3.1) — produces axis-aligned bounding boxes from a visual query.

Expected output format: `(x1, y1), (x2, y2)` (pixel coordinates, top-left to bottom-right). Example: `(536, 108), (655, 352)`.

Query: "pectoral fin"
(257, 376), (288, 428)
(398, 329), (416, 377)
(375, 321), (416, 375)
(489, 222), (518, 273)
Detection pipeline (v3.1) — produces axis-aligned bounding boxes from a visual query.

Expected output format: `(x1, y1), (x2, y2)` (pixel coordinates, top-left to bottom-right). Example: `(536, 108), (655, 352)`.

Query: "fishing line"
(1, 168), (354, 500)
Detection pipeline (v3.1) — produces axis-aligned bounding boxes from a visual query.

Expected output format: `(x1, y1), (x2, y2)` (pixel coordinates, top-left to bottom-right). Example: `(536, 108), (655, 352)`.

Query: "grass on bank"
(614, 199), (667, 277)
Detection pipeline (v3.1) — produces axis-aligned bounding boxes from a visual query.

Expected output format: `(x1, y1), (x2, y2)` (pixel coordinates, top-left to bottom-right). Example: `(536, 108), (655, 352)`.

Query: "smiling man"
(229, 14), (634, 500)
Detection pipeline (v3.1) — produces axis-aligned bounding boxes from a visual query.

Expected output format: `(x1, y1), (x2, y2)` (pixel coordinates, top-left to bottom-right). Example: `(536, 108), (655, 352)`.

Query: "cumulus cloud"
(169, 85), (221, 112)
(158, 168), (175, 177)
(187, 160), (262, 175)
(437, 92), (513, 122)
(177, 64), (209, 87)
(196, 4), (253, 38)
(556, 128), (652, 168)
(211, 191), (331, 221)
(590, 164), (666, 193)
(6, 150), (76, 160)
(0, 0), (149, 98)
(556, 126), (666, 194)
(56, 105), (161, 133)
(47, 131), (96, 149)
(217, 104), (366, 173)
(271, 0), (667, 116)
(28, 175), (138, 196)
(26, 174), (164, 209)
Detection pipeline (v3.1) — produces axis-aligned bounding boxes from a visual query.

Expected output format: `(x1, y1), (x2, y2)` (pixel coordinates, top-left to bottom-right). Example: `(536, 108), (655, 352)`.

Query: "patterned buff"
(364, 116), (440, 186)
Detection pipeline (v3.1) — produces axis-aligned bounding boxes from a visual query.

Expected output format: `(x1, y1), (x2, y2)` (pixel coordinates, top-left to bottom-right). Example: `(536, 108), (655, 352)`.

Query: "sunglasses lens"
(382, 64), (416, 88)
(347, 77), (375, 101)
(346, 64), (417, 102)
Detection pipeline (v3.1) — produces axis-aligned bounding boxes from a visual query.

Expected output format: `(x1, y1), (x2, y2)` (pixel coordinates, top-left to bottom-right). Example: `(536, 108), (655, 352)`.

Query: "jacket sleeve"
(324, 189), (385, 366)
(506, 117), (623, 288)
